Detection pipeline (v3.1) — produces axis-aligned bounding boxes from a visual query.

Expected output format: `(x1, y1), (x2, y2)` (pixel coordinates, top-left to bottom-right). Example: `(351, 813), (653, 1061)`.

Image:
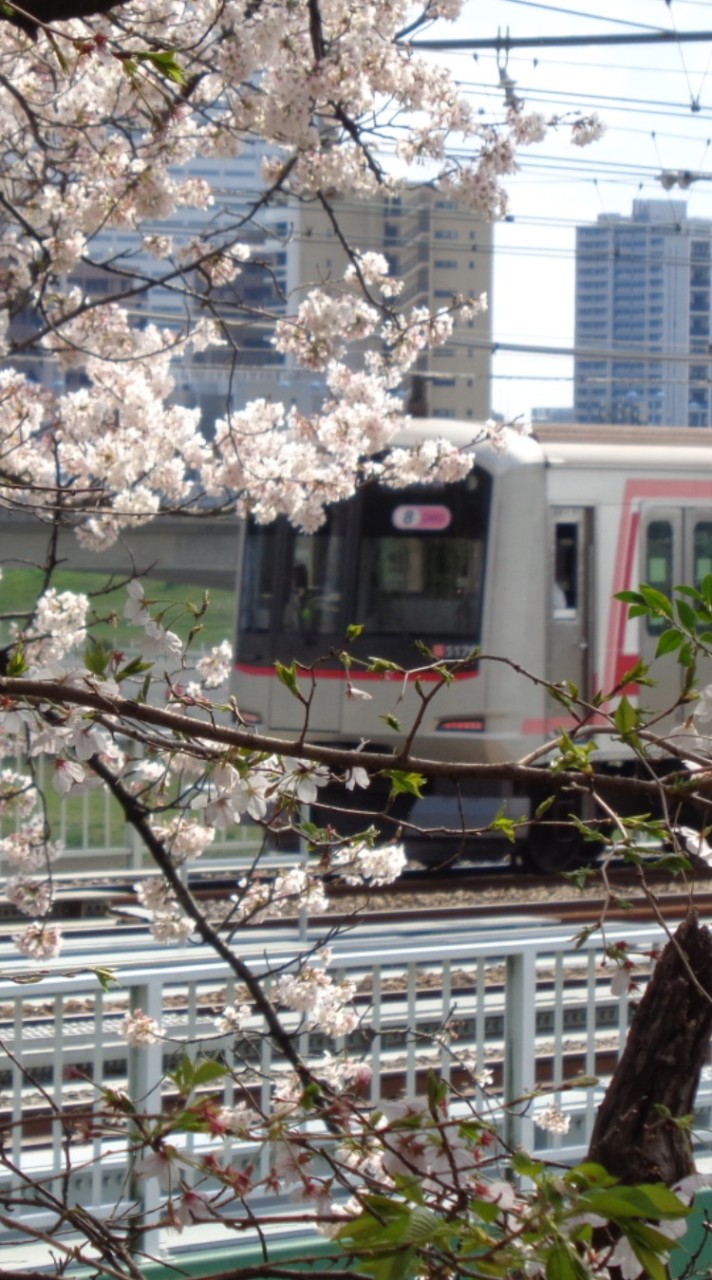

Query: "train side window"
(645, 520), (673, 634)
(694, 522), (712, 589)
(553, 523), (578, 615)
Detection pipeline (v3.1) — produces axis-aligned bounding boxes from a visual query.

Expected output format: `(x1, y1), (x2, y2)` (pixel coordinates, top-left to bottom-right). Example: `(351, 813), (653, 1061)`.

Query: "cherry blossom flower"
(215, 1003), (252, 1035)
(170, 1190), (215, 1232)
(149, 911), (195, 946)
(344, 766), (370, 791)
(571, 114), (606, 146)
(133, 1145), (179, 1190)
(121, 1010), (162, 1047)
(5, 877), (53, 918)
(534, 1105), (570, 1136)
(333, 841), (407, 886)
(610, 965), (635, 997)
(14, 923), (62, 960)
(345, 684), (372, 702)
(52, 758), (86, 795)
(195, 640), (233, 688)
(278, 759), (331, 804)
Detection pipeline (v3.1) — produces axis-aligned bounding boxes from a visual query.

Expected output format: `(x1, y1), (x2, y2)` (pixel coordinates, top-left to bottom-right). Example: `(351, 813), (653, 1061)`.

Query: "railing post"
(127, 976), (165, 1260)
(504, 948), (538, 1154)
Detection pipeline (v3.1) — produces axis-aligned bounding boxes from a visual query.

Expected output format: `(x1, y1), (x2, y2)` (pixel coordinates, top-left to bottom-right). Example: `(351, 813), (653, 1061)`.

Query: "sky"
(426, 0), (712, 421)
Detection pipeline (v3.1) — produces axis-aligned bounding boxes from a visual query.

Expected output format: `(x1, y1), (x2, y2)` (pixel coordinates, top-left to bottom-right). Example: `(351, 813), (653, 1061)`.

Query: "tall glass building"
(574, 199), (712, 427)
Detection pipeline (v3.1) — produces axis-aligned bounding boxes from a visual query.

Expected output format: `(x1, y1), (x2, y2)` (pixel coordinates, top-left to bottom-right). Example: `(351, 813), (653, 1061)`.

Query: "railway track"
(2, 864), (710, 936)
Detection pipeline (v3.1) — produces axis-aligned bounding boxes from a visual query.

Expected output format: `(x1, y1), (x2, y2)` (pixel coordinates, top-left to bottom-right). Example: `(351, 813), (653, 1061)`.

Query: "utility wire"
(493, 0), (669, 31)
(410, 30), (712, 52)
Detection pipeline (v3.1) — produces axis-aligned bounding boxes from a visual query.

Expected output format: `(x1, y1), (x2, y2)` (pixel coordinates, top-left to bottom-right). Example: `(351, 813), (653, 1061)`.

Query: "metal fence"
(1, 750), (262, 874)
(2, 920), (709, 1257)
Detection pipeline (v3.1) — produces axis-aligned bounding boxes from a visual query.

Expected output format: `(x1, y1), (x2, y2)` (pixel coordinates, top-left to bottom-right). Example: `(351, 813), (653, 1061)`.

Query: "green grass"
(0, 568), (237, 651)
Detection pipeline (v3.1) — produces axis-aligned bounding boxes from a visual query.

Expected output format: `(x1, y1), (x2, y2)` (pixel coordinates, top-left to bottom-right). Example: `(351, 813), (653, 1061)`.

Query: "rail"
(3, 920), (711, 1258)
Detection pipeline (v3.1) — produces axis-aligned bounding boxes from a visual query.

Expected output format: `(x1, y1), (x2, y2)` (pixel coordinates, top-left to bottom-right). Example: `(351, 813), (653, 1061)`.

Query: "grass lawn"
(0, 568), (237, 651)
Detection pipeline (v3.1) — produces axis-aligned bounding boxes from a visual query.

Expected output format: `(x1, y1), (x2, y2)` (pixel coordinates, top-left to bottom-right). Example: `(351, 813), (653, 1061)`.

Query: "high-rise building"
(289, 187), (492, 421)
(12, 147), (492, 426)
(574, 199), (712, 427)
(101, 174), (493, 424)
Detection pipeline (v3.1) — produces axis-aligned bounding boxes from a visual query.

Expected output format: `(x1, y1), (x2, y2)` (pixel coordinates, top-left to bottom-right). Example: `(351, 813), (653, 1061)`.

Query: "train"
(232, 421), (712, 869)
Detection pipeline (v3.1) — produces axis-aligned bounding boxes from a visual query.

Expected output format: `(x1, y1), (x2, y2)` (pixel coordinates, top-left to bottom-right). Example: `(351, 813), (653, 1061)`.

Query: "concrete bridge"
(0, 509), (243, 589)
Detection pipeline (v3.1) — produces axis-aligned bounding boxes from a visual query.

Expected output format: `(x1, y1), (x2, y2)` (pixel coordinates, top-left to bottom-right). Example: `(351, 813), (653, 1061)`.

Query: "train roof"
(396, 419), (712, 474)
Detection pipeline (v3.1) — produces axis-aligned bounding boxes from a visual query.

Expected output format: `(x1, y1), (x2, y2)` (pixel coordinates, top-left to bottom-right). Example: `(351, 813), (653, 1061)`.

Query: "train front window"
(355, 474), (489, 650)
(279, 520), (347, 642)
(239, 509), (349, 655)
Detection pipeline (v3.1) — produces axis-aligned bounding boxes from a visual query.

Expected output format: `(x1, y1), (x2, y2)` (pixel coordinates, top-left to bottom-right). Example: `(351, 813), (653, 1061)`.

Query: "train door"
(548, 508), (593, 698)
(639, 509), (712, 719)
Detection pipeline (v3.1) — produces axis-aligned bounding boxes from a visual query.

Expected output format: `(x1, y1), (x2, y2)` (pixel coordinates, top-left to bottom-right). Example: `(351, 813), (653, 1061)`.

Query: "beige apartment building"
(289, 186), (493, 422)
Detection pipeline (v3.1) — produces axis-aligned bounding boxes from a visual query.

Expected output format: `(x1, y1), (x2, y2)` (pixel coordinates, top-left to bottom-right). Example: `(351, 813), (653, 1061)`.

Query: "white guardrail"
(2, 921), (711, 1257)
(0, 749), (263, 874)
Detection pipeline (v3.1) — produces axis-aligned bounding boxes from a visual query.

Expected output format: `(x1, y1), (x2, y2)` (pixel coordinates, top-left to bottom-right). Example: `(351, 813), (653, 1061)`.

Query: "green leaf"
(92, 966), (118, 991)
(615, 590), (645, 605)
(367, 658), (404, 674)
(512, 1151), (545, 1179)
(190, 1059), (229, 1087)
(546, 1242), (579, 1280)
(84, 637), (111, 676)
(115, 656), (154, 681)
(471, 1197), (501, 1224)
(402, 1207), (440, 1245)
(136, 48), (187, 85)
(383, 770), (426, 799)
(613, 695), (640, 737)
(275, 660), (300, 697)
(679, 641), (696, 670)
(167, 1055), (228, 1096)
(535, 794), (557, 820)
(626, 1240), (668, 1280)
(426, 1069), (448, 1109)
(345, 623), (365, 642)
(655, 628), (684, 658)
(300, 1081), (321, 1111)
(380, 713), (402, 732)
(491, 812), (520, 843)
(638, 584), (674, 618)
(565, 1162), (616, 1189)
(6, 646), (27, 676)
(675, 598), (698, 632)
(582, 1184), (689, 1222)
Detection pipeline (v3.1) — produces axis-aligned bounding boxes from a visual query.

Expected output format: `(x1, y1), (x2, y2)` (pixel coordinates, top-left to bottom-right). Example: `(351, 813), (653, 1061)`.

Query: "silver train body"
(232, 422), (712, 860)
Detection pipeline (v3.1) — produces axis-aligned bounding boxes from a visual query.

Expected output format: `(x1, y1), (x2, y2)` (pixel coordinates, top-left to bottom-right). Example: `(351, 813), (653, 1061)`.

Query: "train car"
(232, 421), (712, 868)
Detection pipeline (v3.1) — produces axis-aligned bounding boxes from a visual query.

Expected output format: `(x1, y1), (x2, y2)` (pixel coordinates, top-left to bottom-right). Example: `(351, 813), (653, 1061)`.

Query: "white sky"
(430, 0), (712, 420)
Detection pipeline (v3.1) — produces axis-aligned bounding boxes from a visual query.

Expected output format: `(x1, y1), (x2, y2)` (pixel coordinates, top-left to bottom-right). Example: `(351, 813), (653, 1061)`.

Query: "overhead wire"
(491, 0), (669, 30)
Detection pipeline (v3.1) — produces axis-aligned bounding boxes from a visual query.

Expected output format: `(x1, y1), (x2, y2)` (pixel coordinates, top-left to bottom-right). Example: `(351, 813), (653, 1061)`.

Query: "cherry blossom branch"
(0, 672), (704, 803)
(87, 750), (328, 1087)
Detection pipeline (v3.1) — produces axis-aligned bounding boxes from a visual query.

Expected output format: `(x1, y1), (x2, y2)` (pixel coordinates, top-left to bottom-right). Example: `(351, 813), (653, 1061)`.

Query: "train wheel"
(523, 795), (591, 874)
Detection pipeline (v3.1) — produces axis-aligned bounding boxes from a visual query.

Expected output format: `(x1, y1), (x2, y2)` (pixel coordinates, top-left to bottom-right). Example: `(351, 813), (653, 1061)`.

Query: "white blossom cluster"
(332, 841), (407, 886)
(275, 951), (358, 1037)
(0, 0), (603, 543)
(231, 866), (329, 925)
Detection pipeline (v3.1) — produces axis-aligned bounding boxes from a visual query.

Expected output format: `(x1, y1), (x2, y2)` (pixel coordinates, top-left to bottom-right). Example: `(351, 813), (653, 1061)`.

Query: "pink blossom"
(15, 922), (62, 960)
(121, 1009), (161, 1047)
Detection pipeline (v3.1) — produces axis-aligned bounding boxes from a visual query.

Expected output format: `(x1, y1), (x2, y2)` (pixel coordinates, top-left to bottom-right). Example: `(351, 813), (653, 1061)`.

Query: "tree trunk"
(587, 912), (712, 1185)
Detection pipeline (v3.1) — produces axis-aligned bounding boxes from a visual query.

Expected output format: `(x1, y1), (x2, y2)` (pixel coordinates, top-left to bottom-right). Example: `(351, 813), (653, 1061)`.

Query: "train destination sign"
(391, 504), (452, 531)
